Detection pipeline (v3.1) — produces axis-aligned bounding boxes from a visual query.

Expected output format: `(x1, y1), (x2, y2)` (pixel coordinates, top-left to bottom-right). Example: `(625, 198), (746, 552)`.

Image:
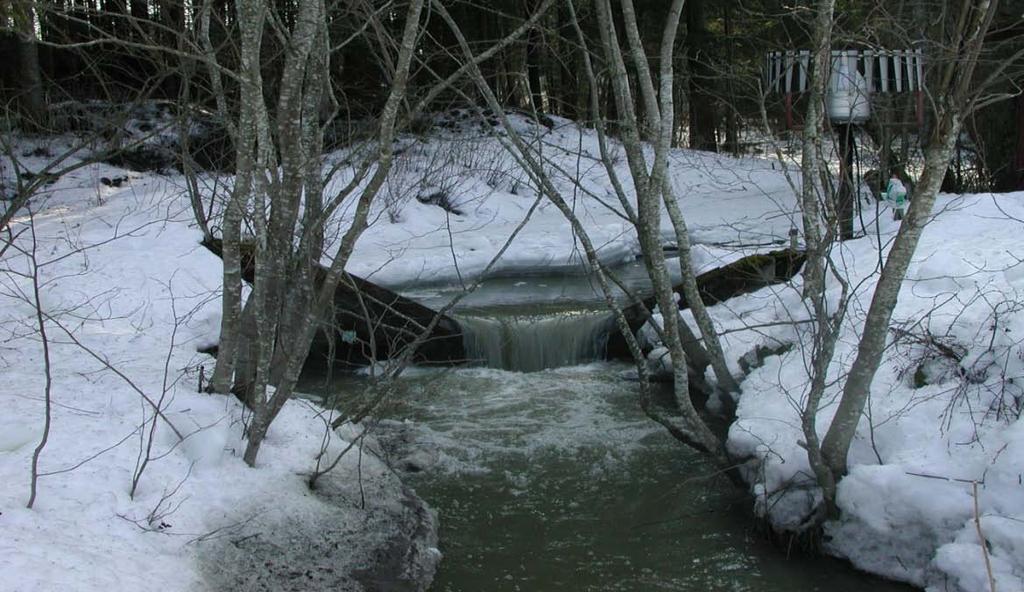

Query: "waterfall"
(455, 308), (618, 372)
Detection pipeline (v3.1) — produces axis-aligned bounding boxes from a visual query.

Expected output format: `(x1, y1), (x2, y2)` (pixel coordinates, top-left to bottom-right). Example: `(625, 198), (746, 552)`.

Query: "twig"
(973, 481), (997, 592)
(131, 278), (183, 498)
(41, 310), (184, 440)
(26, 209), (53, 509)
(904, 470), (981, 485)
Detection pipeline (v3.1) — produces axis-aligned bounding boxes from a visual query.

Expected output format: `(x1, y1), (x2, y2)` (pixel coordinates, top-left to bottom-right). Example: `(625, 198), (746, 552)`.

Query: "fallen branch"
(973, 481), (997, 592)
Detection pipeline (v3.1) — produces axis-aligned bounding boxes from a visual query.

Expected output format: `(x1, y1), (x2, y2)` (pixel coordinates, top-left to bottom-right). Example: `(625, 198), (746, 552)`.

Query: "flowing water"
(455, 305), (618, 371)
(396, 259), (661, 371)
(309, 365), (911, 592)
(305, 266), (911, 591)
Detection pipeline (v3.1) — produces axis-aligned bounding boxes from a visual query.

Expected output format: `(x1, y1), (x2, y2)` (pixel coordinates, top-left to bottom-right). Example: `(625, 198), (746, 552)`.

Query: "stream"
(303, 263), (913, 591)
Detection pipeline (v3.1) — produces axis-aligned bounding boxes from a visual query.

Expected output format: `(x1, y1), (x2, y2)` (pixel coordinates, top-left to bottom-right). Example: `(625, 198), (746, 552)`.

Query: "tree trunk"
(130, 0), (148, 20)
(836, 123), (856, 241)
(243, 0), (425, 466)
(820, 0), (1000, 480)
(795, 0), (841, 511)
(524, 0), (545, 112)
(1015, 92), (1024, 190)
(15, 3), (46, 130)
(722, 1), (739, 155)
(821, 117), (960, 476)
(160, 0), (184, 98)
(686, 0), (717, 152)
(231, 297), (259, 406)
(595, 0), (727, 459)
(208, 0), (265, 395)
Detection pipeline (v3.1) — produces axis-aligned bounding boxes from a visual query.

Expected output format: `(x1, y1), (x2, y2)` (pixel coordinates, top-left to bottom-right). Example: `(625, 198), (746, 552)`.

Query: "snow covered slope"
(0, 141), (436, 591)
(333, 112), (802, 285)
(715, 193), (1024, 592)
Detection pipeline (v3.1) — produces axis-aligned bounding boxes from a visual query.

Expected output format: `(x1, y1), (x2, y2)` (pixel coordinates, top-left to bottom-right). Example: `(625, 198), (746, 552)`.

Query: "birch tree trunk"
(798, 0), (835, 303)
(241, 0), (425, 466)
(820, 123), (959, 476)
(592, 0), (726, 456)
(821, 0), (1000, 481)
(786, 0), (846, 514)
(208, 0), (265, 395)
(613, 0), (741, 397)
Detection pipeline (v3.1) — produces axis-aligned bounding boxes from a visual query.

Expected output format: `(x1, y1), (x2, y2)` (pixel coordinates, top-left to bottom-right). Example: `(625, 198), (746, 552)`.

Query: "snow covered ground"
(702, 193), (1024, 591)
(0, 141), (437, 591)
(331, 112), (802, 286)
(3, 110), (1021, 592)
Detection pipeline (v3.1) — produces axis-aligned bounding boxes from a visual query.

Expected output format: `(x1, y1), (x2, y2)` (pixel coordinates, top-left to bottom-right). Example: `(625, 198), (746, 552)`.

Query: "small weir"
(300, 249), (909, 591)
(455, 306), (618, 372)
(391, 249), (806, 373)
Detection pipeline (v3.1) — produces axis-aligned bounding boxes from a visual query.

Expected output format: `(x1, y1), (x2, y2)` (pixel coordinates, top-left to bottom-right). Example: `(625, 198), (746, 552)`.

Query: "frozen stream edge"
(200, 448), (440, 592)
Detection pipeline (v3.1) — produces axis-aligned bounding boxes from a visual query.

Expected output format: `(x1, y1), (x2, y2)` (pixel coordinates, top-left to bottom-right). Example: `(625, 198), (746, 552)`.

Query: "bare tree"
(11, 0), (46, 128)
(428, 0), (747, 469)
(184, 0), (562, 466)
(752, 0), (1015, 517)
(222, 0), (426, 465)
(820, 0), (1008, 481)
(790, 0), (847, 516)
(592, 0), (735, 455)
(22, 208), (52, 509)
(202, 0), (256, 397)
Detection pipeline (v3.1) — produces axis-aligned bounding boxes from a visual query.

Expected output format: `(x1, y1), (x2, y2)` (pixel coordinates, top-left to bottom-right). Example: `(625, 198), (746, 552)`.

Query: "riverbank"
(0, 143), (439, 591)
(672, 192), (1024, 591)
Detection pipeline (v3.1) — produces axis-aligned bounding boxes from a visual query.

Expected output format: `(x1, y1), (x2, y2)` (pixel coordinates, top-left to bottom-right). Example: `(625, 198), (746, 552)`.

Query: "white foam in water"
(456, 308), (619, 371)
(373, 364), (661, 476)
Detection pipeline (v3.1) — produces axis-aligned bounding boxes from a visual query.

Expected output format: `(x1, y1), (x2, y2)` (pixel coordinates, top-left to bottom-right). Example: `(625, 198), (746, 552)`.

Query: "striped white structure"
(765, 49), (925, 95)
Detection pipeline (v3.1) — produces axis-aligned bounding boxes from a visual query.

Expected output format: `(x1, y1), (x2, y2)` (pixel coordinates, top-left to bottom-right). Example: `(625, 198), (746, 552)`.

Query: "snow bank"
(0, 143), (436, 591)
(714, 193), (1024, 591)
(334, 112), (800, 286)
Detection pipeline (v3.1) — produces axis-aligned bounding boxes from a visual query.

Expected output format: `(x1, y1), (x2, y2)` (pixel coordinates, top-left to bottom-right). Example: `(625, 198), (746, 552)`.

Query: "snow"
(4, 110), (1023, 592)
(0, 141), (422, 591)
(714, 192), (1024, 591)
(333, 112), (801, 286)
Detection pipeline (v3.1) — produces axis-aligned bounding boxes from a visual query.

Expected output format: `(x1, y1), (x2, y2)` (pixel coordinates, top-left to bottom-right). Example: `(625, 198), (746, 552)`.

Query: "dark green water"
(310, 363), (912, 592)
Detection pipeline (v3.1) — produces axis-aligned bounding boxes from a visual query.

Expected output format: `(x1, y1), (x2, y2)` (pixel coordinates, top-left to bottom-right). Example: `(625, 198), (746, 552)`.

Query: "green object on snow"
(882, 177), (908, 221)
(881, 177), (908, 205)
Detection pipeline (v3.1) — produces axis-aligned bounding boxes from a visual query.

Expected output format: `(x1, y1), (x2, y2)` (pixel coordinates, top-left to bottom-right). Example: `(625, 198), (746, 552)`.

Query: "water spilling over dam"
(455, 306), (618, 371)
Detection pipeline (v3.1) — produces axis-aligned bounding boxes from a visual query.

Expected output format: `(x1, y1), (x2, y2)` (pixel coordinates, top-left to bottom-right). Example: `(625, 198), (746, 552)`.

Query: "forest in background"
(2, 0), (1023, 191)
